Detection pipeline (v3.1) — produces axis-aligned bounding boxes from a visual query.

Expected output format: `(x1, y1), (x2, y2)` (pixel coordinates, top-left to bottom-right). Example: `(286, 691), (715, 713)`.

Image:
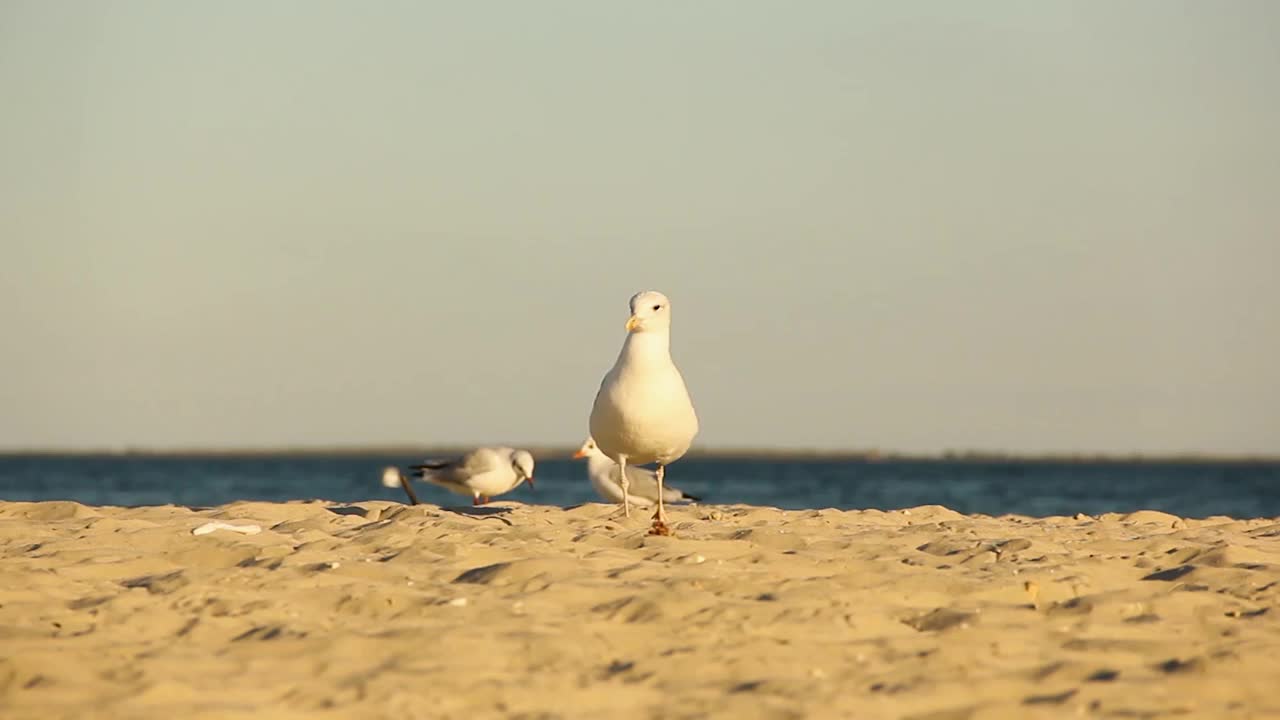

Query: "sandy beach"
(2, 500), (1278, 719)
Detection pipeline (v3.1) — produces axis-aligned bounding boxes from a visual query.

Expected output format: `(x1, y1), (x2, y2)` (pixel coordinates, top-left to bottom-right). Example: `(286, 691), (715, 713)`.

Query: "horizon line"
(1, 444), (1277, 464)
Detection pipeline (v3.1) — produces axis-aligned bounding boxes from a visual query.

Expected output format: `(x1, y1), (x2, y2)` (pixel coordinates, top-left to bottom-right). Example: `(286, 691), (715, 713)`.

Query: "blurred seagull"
(573, 436), (700, 507)
(383, 447), (535, 506)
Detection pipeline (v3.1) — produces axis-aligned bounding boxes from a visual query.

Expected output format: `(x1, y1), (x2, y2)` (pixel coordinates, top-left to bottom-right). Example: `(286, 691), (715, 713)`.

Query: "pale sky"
(2, 1), (1277, 454)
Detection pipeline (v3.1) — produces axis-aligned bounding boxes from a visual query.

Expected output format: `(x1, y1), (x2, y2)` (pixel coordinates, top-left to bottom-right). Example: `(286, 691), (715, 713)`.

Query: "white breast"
(590, 361), (698, 465)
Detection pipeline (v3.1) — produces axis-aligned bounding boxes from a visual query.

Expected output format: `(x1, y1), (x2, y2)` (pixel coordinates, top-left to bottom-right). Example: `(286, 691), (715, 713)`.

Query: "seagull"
(588, 290), (699, 534)
(573, 436), (701, 507)
(386, 447), (535, 506)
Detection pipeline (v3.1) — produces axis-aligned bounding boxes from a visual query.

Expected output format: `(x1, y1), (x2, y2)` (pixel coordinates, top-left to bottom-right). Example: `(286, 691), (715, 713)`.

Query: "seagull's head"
(380, 466), (403, 488)
(510, 450), (536, 489)
(572, 437), (602, 460)
(625, 290), (672, 333)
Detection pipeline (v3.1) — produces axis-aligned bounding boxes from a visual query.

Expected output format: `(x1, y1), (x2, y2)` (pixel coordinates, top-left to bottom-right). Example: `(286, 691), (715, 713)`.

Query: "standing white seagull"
(589, 290), (699, 534)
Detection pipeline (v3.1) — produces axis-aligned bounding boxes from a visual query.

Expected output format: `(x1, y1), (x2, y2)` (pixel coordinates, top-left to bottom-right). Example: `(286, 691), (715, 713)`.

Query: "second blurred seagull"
(573, 437), (700, 508)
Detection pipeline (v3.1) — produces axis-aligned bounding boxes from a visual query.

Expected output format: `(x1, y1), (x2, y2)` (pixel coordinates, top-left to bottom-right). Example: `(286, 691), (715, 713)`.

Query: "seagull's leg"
(618, 455), (631, 518)
(648, 464), (672, 536)
(655, 464), (668, 525)
(399, 475), (422, 505)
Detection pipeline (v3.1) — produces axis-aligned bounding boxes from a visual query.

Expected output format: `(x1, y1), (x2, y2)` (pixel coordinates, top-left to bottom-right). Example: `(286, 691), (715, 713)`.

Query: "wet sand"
(2, 500), (1278, 719)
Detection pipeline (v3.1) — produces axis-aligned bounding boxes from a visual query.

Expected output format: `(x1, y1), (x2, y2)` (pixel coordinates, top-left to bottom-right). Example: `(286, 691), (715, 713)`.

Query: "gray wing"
(457, 447), (505, 477)
(410, 448), (501, 487)
(623, 464), (700, 503)
(622, 463), (661, 495)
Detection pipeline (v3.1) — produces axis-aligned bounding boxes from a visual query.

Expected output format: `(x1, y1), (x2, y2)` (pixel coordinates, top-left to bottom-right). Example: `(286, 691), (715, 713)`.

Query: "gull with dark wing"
(384, 447), (535, 506)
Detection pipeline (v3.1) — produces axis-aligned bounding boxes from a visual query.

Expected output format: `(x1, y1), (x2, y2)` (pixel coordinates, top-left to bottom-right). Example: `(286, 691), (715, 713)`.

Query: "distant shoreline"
(1, 446), (1276, 464)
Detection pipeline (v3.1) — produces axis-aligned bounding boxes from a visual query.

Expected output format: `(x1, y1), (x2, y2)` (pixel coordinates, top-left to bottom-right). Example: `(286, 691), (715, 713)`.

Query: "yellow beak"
(625, 315), (640, 332)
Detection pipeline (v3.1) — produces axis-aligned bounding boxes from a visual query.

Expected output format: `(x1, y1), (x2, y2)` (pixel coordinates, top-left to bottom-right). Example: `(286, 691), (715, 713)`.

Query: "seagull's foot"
(472, 495), (492, 506)
(648, 508), (672, 536)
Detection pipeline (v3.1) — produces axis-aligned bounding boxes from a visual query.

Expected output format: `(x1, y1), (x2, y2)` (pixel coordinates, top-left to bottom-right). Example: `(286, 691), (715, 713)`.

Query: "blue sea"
(2, 455), (1278, 519)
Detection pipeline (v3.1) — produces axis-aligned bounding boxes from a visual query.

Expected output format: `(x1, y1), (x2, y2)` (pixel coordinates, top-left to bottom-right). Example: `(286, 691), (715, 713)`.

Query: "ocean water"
(1, 455), (1278, 519)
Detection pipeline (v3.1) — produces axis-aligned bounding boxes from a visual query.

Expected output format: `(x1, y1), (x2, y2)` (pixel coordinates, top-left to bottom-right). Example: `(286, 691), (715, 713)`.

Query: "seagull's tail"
(662, 485), (702, 503)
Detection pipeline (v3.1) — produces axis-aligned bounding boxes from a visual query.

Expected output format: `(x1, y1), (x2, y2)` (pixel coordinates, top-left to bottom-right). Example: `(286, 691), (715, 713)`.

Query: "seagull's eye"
(652, 304), (661, 311)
